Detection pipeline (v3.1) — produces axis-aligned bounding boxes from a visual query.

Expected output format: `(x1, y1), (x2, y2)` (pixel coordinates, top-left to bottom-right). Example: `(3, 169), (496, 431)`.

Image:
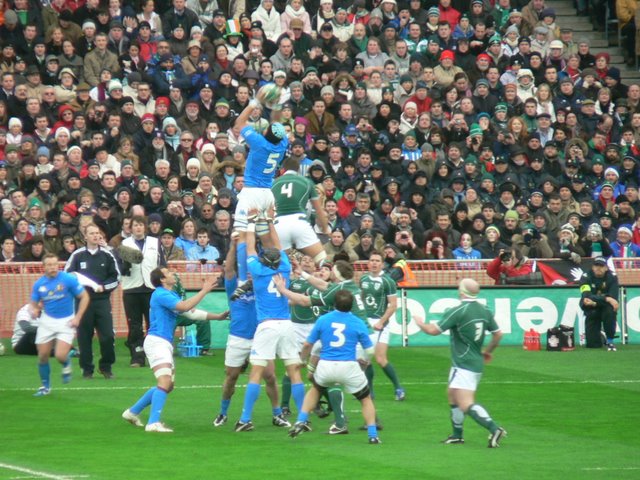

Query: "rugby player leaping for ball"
(231, 88), (289, 300)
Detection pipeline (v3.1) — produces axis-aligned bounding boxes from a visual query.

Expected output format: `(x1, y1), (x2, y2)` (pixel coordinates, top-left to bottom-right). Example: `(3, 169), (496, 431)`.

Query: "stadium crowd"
(0, 0), (640, 270)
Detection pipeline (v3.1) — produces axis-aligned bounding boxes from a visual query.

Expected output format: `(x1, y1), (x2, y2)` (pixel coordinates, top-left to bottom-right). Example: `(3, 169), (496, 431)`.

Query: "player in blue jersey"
(288, 290), (381, 444)
(231, 90), (289, 299)
(213, 236), (288, 428)
(30, 253), (90, 396)
(122, 268), (227, 433)
(234, 211), (305, 432)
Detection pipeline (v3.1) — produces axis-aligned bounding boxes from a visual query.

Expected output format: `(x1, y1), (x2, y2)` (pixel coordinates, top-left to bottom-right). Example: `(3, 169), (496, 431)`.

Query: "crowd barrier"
(1, 260), (639, 343)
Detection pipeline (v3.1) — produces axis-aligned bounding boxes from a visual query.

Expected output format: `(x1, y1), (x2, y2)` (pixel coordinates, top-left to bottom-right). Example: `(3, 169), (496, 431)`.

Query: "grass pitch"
(1, 342), (639, 480)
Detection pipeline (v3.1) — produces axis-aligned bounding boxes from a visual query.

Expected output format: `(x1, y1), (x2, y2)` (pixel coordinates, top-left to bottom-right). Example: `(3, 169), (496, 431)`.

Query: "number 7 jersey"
(437, 300), (500, 373)
(241, 125), (289, 188)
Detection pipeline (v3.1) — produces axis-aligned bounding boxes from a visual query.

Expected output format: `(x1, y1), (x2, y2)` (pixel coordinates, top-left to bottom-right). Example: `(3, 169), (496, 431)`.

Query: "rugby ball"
(259, 84), (282, 108)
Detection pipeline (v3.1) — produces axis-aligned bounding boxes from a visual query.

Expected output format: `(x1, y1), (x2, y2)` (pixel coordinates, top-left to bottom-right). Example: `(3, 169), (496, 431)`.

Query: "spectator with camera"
(580, 222), (614, 258)
(486, 246), (541, 285)
(424, 231), (452, 260)
(511, 223), (554, 258)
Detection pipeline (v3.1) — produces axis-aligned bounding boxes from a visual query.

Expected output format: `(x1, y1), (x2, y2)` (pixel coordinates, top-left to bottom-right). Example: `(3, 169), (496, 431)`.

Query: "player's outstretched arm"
(273, 273), (311, 306)
(413, 315), (441, 336)
(236, 89), (266, 131)
(224, 235), (238, 281)
(300, 341), (313, 364)
(300, 271), (330, 291)
(175, 276), (218, 312)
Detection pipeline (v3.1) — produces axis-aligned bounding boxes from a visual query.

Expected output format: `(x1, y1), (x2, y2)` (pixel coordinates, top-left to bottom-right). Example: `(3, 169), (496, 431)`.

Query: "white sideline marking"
(582, 467), (640, 471)
(0, 463), (88, 480)
(2, 379), (640, 392)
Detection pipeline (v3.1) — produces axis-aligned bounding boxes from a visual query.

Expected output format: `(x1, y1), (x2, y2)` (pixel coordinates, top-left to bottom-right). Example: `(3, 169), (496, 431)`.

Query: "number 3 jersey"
(307, 310), (373, 361)
(437, 300), (500, 373)
(241, 125), (288, 188)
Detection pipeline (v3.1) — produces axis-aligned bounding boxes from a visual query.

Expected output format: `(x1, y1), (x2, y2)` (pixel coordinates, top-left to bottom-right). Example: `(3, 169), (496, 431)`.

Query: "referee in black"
(65, 223), (121, 379)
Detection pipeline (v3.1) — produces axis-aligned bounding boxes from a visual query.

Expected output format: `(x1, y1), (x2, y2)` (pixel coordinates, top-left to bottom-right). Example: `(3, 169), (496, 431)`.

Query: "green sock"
(450, 404), (464, 438)
(468, 404), (498, 434)
(365, 364), (375, 399)
(381, 363), (401, 390)
(281, 374), (291, 408)
(327, 388), (345, 428)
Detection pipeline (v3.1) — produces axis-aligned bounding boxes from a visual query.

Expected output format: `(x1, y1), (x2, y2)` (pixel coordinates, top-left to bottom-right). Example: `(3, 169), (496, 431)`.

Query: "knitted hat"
(504, 210), (518, 221)
(469, 123), (483, 137)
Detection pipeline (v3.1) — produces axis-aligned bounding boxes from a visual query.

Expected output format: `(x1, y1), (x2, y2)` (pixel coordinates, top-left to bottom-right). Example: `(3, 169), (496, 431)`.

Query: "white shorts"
(367, 318), (391, 345)
(314, 360), (368, 394)
(234, 187), (275, 230)
(250, 320), (300, 365)
(144, 335), (174, 369)
(35, 313), (76, 345)
(448, 367), (482, 391)
(274, 213), (320, 250)
(292, 323), (314, 350)
(225, 334), (253, 368)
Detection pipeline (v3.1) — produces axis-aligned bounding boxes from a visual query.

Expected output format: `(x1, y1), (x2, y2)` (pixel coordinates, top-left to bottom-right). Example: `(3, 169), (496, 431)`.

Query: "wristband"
(306, 363), (316, 373)
(301, 271), (311, 280)
(249, 99), (261, 109)
(247, 223), (256, 232)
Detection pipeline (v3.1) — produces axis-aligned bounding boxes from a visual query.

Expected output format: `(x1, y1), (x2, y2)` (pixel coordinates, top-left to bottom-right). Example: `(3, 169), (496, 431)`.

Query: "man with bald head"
(414, 278), (506, 448)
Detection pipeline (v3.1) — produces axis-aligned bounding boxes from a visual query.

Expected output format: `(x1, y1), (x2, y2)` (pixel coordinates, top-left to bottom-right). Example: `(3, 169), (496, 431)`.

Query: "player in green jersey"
(360, 251), (405, 400)
(281, 254), (318, 416)
(414, 278), (507, 448)
(272, 157), (328, 265)
(274, 260), (377, 435)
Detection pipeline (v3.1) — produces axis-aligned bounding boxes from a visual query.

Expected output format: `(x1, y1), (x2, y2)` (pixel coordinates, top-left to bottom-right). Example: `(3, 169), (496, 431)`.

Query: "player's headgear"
(265, 122), (286, 144)
(259, 247), (281, 269)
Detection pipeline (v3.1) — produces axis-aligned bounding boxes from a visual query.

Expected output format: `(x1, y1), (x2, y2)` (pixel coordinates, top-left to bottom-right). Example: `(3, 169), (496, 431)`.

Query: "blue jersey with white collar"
(241, 125), (288, 188)
(307, 310), (373, 361)
(148, 286), (180, 342)
(225, 277), (258, 339)
(247, 251), (291, 322)
(31, 272), (85, 319)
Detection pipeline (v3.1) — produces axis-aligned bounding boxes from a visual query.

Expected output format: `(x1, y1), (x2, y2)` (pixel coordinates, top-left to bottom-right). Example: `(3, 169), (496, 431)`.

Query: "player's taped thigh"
(284, 358), (302, 367)
(353, 384), (371, 401)
(154, 367), (173, 379)
(250, 358), (269, 367)
(256, 219), (270, 236)
(181, 308), (208, 321)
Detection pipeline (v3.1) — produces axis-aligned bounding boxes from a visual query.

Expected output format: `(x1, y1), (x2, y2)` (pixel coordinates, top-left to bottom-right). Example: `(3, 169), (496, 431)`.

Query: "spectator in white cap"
(611, 226), (640, 257)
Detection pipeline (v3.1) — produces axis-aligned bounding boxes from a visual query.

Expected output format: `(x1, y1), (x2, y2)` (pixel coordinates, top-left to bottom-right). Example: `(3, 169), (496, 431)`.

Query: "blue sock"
(607, 338), (614, 344)
(38, 363), (51, 389)
(297, 411), (309, 423)
(237, 242), (248, 282)
(291, 383), (305, 411)
(272, 406), (282, 416)
(148, 387), (169, 424)
(240, 383), (261, 423)
(131, 387), (156, 415)
(220, 398), (231, 416)
(367, 424), (378, 438)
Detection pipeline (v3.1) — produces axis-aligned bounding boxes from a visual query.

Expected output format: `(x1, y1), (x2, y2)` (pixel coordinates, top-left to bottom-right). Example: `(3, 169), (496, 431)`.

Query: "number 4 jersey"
(272, 172), (319, 217)
(437, 300), (500, 373)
